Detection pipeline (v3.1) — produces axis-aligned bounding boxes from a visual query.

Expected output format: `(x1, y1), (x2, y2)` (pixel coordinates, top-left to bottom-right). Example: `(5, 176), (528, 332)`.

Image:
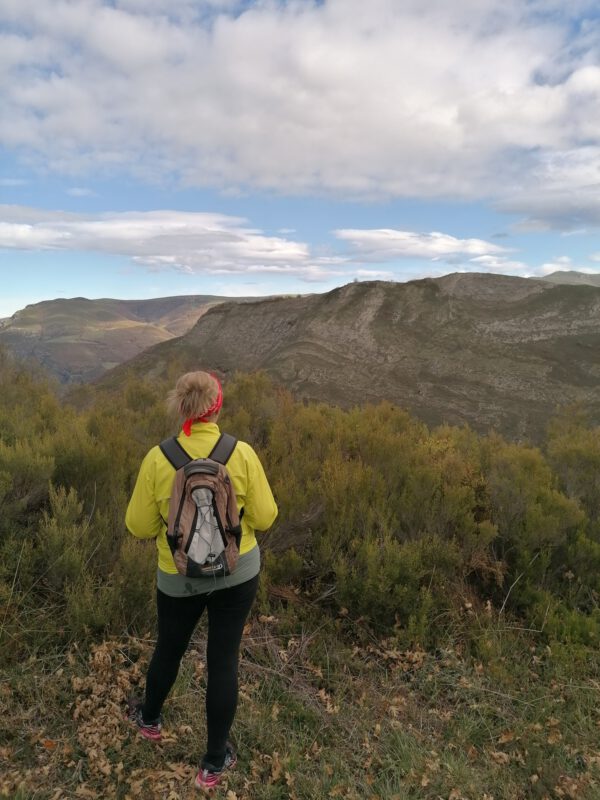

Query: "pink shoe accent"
(125, 699), (162, 742)
(137, 721), (162, 742)
(195, 768), (223, 789)
(195, 746), (237, 789)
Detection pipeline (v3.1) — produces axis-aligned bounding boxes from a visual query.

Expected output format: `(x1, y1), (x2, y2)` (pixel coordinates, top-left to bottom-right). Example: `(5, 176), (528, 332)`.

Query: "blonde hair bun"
(167, 371), (220, 420)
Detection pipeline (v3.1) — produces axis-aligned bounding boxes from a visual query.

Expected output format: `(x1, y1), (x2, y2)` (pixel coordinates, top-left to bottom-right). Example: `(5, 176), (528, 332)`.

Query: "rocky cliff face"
(105, 273), (600, 440)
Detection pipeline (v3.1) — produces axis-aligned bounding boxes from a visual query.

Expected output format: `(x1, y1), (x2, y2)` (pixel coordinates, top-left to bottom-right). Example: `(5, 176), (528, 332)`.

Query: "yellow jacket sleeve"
(125, 447), (164, 540)
(238, 441), (278, 531)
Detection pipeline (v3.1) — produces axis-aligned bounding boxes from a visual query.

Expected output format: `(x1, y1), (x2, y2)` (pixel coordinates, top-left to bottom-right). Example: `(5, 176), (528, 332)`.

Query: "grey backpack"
(159, 434), (242, 578)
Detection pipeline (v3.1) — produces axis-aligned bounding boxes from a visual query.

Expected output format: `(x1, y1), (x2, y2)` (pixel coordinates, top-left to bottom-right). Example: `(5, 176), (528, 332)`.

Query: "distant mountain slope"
(0, 295), (228, 383)
(103, 273), (600, 440)
(541, 271), (600, 287)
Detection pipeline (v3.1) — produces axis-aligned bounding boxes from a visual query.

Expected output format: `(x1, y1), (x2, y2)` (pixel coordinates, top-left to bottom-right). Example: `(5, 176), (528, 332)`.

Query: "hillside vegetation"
(0, 295), (228, 384)
(102, 274), (600, 441)
(1, 350), (599, 798)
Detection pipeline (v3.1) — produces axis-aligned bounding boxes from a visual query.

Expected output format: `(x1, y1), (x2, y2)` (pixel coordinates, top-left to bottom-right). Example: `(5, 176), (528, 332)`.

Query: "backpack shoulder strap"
(159, 436), (192, 470)
(208, 433), (238, 465)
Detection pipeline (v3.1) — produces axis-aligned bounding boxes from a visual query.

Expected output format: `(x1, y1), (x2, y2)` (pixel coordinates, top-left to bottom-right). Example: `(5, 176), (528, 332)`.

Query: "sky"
(1, 0), (600, 317)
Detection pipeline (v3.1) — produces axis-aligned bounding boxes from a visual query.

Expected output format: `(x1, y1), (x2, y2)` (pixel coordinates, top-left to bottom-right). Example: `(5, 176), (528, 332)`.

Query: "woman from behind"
(125, 370), (278, 789)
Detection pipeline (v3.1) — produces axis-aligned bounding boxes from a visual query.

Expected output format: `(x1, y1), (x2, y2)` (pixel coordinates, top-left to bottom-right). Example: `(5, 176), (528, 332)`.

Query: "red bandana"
(182, 376), (223, 436)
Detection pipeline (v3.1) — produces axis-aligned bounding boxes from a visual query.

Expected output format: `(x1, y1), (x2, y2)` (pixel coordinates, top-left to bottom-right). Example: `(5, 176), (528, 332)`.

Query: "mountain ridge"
(0, 294), (233, 383)
(541, 270), (600, 287)
(101, 273), (600, 440)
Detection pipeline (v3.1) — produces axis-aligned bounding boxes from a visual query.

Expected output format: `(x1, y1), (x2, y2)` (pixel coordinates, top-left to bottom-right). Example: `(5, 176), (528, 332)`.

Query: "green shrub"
(65, 573), (117, 637)
(1, 366), (600, 656)
(36, 484), (87, 591)
(112, 537), (157, 634)
(546, 407), (600, 521)
(522, 586), (600, 645)
(263, 547), (305, 585)
(335, 533), (461, 636)
(0, 439), (54, 530)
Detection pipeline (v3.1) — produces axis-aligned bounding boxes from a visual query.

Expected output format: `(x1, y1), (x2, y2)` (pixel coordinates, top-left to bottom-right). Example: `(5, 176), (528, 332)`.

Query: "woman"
(125, 371), (278, 790)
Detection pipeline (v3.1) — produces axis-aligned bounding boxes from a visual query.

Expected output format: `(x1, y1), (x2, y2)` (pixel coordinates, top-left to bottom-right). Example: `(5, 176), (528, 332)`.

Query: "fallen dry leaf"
(42, 739), (57, 750)
(270, 751), (283, 783)
(498, 730), (515, 744)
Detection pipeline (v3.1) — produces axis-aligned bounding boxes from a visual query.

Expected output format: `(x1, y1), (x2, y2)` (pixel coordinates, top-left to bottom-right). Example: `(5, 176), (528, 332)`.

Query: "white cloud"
(467, 255), (529, 271)
(0, 205), (330, 278)
(334, 228), (510, 261)
(334, 227), (535, 275)
(354, 268), (395, 280)
(500, 147), (600, 230)
(0, 1), (599, 227)
(0, 221), (71, 247)
(549, 256), (573, 267)
(1, 205), (593, 286)
(0, 204), (357, 282)
(561, 229), (589, 237)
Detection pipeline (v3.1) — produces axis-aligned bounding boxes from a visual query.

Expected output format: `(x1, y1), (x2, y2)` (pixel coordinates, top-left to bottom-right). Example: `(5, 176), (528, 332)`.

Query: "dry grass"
(1, 606), (600, 800)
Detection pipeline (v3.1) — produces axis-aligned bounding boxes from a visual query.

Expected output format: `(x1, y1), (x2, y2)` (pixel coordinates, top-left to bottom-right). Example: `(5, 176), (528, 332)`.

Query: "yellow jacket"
(125, 422), (278, 574)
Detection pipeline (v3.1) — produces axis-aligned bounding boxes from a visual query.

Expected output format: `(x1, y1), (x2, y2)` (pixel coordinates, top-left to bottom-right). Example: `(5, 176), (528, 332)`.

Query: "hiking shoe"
(195, 742), (237, 790)
(125, 698), (162, 742)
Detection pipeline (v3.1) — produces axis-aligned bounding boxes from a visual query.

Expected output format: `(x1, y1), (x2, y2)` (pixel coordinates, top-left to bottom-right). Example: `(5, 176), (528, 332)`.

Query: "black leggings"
(142, 574), (259, 766)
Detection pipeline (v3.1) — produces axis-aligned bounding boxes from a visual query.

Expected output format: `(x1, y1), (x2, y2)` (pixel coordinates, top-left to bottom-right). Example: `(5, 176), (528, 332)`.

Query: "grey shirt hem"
(156, 545), (260, 597)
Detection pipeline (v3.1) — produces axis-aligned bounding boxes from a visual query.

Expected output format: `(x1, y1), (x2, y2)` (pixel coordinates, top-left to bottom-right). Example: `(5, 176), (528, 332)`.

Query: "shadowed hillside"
(102, 273), (600, 440)
(0, 295), (230, 383)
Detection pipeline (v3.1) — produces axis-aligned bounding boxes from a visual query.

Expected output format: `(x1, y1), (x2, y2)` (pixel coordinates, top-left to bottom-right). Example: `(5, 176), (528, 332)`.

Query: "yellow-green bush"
(36, 484), (87, 591)
(0, 439), (54, 529)
(546, 407), (600, 523)
(1, 358), (600, 658)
